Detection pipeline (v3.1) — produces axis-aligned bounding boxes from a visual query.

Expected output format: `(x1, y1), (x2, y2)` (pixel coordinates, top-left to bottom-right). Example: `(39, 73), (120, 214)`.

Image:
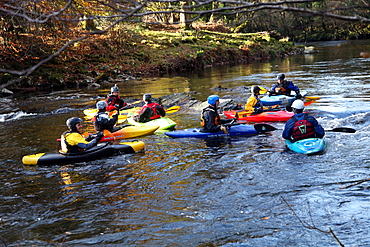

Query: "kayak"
(165, 124), (259, 138)
(22, 141), (145, 166)
(126, 116), (176, 130)
(285, 138), (326, 154)
(223, 110), (294, 122)
(56, 125), (159, 142)
(98, 125), (159, 141)
(260, 90), (308, 106)
(83, 107), (140, 119)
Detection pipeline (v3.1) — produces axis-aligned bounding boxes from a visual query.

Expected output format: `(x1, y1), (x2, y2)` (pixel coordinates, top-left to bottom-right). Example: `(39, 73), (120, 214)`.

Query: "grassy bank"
(1, 23), (303, 91)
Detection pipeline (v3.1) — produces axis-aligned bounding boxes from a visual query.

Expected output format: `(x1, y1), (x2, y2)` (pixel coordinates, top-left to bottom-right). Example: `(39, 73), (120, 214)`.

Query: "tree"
(1, 0), (370, 89)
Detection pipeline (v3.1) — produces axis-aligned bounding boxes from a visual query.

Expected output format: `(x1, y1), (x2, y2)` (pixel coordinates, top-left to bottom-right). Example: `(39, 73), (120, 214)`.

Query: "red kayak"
(223, 110), (294, 122)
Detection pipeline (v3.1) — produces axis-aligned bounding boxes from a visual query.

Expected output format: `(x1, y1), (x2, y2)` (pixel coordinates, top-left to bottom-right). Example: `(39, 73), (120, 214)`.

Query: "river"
(1, 40), (370, 246)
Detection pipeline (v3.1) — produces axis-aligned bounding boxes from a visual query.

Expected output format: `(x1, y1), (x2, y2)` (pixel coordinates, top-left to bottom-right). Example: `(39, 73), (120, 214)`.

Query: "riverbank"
(1, 23), (303, 93)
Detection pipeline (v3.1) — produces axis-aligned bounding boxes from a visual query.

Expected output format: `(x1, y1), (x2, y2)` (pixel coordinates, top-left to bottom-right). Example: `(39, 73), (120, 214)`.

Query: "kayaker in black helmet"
(244, 85), (264, 115)
(61, 117), (104, 153)
(269, 74), (302, 111)
(92, 100), (121, 133)
(133, 93), (166, 123)
(106, 84), (132, 111)
(200, 95), (234, 134)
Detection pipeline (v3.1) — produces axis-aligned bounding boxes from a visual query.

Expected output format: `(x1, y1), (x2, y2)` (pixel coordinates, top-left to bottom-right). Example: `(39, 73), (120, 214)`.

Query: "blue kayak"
(285, 138), (326, 154)
(165, 124), (260, 138)
(261, 90), (308, 106)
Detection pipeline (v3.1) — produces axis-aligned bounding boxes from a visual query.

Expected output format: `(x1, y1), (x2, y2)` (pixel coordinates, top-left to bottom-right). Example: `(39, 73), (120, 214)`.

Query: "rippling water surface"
(1, 40), (370, 246)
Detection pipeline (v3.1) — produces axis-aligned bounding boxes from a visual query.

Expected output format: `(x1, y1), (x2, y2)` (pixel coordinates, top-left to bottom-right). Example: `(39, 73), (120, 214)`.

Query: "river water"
(1, 40), (370, 246)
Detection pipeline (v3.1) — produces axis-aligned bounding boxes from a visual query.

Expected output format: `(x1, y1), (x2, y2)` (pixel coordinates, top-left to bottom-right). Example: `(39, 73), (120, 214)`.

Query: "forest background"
(1, 0), (370, 93)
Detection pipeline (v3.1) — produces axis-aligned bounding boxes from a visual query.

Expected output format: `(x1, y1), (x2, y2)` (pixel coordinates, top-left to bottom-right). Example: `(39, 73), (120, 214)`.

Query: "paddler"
(106, 84), (132, 111)
(92, 100), (121, 133)
(133, 93), (166, 123)
(269, 74), (302, 111)
(200, 95), (234, 134)
(282, 100), (325, 142)
(61, 117), (104, 153)
(244, 85), (264, 115)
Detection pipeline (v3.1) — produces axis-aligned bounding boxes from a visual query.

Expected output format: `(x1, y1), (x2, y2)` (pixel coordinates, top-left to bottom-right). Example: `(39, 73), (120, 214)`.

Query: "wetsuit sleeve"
(308, 116), (325, 138)
(282, 118), (295, 140)
(287, 81), (300, 93)
(138, 107), (151, 122)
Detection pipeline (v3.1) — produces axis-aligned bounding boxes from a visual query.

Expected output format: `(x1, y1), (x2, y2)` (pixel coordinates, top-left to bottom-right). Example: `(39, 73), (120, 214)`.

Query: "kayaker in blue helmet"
(201, 95), (234, 134)
(61, 117), (104, 153)
(282, 100), (325, 142)
(106, 84), (132, 112)
(244, 85), (264, 115)
(133, 93), (166, 123)
(92, 100), (121, 133)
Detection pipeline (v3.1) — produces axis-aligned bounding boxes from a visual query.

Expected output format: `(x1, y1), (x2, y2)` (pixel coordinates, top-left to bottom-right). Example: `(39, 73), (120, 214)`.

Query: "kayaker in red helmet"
(133, 93), (166, 123)
(282, 100), (325, 142)
(61, 117), (104, 153)
(106, 84), (132, 111)
(201, 95), (234, 134)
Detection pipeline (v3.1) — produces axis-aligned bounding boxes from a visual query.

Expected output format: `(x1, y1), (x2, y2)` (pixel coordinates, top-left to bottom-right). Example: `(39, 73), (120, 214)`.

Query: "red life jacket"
(140, 102), (162, 120)
(291, 115), (316, 141)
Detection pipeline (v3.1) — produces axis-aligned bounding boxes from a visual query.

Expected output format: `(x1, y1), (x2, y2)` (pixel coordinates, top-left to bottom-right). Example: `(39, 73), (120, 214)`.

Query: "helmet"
(143, 93), (152, 102)
(291, 100), (305, 110)
(66, 117), (83, 132)
(207, 95), (220, 105)
(251, 85), (261, 94)
(96, 100), (107, 110)
(111, 84), (119, 93)
(277, 74), (285, 80)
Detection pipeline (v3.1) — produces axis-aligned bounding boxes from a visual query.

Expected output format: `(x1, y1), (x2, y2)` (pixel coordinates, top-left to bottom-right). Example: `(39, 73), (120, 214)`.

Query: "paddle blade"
(328, 127), (356, 133)
(254, 124), (278, 132)
(305, 96), (321, 100)
(166, 106), (180, 113)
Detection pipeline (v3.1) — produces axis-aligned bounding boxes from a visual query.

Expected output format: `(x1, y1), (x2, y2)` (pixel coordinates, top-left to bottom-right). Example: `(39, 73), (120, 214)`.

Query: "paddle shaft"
(253, 123), (356, 133)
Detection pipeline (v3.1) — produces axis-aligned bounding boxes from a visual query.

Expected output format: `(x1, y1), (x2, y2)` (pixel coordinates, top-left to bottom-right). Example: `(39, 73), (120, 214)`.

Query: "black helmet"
(251, 85), (261, 94)
(66, 117), (83, 132)
(111, 84), (119, 93)
(277, 74), (285, 80)
(143, 93), (152, 102)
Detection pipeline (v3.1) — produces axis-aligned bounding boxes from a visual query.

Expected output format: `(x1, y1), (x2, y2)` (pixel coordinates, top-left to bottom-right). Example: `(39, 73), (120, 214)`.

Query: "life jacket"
(201, 106), (220, 127)
(61, 131), (82, 153)
(291, 115), (316, 141)
(141, 102), (162, 120)
(276, 80), (292, 95)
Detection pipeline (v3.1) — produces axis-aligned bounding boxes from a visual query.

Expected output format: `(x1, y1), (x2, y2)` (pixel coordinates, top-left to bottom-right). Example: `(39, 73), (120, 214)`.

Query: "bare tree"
(1, 0), (370, 88)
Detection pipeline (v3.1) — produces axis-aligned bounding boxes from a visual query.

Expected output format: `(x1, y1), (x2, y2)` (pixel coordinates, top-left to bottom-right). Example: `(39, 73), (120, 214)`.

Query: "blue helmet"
(207, 95), (220, 105)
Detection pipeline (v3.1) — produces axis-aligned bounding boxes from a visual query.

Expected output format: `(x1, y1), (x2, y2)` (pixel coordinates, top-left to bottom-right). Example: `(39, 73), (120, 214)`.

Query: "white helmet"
(291, 100), (304, 109)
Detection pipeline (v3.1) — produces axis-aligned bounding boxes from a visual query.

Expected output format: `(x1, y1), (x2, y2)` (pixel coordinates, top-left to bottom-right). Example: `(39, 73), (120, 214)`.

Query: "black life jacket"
(291, 115), (316, 141)
(201, 106), (220, 127)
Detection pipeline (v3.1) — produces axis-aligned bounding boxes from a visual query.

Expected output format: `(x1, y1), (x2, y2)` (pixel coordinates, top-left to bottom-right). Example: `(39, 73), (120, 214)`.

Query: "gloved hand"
(114, 104), (120, 110)
(95, 131), (104, 141)
(295, 94), (303, 99)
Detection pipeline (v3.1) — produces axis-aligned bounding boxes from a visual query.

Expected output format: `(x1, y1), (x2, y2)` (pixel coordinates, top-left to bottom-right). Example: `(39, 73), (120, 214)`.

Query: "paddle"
(116, 105), (181, 122)
(253, 123), (357, 133)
